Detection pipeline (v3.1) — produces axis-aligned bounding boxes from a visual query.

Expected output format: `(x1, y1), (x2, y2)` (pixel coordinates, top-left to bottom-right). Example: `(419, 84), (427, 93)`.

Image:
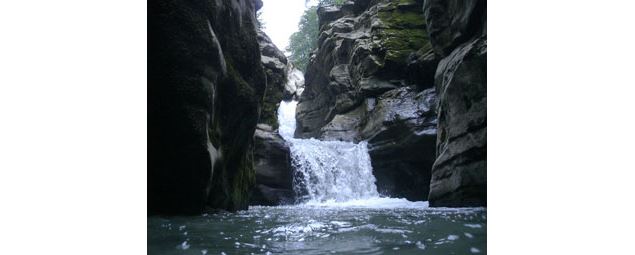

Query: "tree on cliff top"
(288, 1), (345, 72)
(286, 6), (318, 72)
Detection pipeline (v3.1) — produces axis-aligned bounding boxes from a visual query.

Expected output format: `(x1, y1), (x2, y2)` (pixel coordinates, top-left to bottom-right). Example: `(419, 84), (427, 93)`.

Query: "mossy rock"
(374, 0), (431, 67)
(377, 8), (426, 29)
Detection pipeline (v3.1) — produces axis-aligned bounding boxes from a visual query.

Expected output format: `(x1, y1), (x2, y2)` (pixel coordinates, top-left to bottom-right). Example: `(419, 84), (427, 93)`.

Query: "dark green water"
(148, 200), (486, 255)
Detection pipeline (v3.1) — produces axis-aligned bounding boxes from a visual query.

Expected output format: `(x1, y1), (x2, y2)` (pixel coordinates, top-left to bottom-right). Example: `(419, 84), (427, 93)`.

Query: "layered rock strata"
(424, 0), (487, 207)
(257, 30), (289, 129)
(294, 0), (438, 201)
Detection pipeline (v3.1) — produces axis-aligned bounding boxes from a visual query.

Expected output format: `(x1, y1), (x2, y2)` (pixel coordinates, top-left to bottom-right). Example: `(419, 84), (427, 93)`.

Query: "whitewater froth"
(277, 100), (380, 203)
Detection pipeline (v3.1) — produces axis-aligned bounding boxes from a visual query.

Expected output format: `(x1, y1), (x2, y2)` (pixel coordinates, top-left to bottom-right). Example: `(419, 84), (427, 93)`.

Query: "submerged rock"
(148, 0), (266, 214)
(294, 0), (437, 201)
(424, 0), (487, 207)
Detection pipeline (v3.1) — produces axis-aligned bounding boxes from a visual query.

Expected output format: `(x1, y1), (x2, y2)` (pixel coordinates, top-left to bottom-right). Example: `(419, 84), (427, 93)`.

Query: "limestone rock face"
(251, 124), (295, 206)
(148, 0), (266, 214)
(424, 0), (487, 207)
(258, 30), (289, 129)
(294, 0), (437, 201)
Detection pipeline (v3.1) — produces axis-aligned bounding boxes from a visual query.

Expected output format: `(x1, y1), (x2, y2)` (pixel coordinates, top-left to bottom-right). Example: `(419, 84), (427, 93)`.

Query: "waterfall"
(277, 100), (380, 203)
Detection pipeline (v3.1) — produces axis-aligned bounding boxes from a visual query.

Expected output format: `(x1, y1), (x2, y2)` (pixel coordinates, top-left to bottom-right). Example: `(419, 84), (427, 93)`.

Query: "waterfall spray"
(277, 100), (380, 203)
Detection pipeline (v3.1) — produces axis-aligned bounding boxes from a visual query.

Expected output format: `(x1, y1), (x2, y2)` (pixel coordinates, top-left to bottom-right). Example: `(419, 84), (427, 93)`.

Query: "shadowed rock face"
(251, 124), (295, 206)
(424, 0), (487, 207)
(148, 0), (266, 214)
(250, 39), (298, 206)
(293, 0), (438, 201)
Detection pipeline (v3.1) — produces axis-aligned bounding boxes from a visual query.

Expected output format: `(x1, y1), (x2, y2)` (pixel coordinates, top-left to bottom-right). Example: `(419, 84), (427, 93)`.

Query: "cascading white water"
(277, 100), (380, 203)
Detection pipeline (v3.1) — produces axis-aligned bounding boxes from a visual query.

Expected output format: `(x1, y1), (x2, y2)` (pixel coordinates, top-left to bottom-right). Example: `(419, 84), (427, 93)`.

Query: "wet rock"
(148, 0), (266, 214)
(283, 66), (305, 101)
(319, 104), (366, 142)
(251, 185), (295, 206)
(361, 87), (438, 201)
(251, 124), (295, 205)
(424, 0), (487, 207)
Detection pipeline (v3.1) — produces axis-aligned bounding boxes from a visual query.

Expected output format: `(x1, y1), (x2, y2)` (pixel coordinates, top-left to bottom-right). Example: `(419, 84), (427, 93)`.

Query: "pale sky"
(260, 0), (318, 54)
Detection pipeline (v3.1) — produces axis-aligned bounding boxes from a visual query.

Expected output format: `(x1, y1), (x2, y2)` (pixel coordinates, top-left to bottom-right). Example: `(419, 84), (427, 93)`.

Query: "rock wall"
(257, 30), (288, 129)
(148, 0), (266, 214)
(424, 0), (487, 207)
(251, 31), (297, 206)
(294, 0), (438, 201)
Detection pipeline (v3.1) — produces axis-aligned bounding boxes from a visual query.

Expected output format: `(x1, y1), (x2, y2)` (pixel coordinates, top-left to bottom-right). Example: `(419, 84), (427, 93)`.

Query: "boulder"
(251, 124), (295, 205)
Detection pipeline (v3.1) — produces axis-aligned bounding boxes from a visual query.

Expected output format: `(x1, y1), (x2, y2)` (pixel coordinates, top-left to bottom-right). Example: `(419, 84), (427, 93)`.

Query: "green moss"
(204, 58), (260, 211)
(377, 28), (429, 63)
(377, 3), (426, 29)
(224, 64), (257, 210)
(260, 101), (280, 128)
(230, 153), (256, 209)
(373, 1), (430, 64)
(357, 1), (433, 77)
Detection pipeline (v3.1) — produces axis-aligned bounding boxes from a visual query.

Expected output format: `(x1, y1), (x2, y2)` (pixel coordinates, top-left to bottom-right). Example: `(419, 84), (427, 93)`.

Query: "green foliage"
(305, 0), (346, 6)
(288, 1), (347, 71)
(318, 0), (346, 6)
(286, 6), (319, 72)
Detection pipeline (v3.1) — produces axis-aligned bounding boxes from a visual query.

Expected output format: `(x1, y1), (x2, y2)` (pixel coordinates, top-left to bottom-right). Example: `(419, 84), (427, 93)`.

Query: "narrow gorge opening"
(149, 0), (487, 254)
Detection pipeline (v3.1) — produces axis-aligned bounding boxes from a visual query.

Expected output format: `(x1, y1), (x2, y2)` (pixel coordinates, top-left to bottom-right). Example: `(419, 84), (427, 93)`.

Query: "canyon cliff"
(293, 0), (438, 201)
(148, 0), (266, 214)
(293, 0), (486, 205)
(148, 0), (486, 212)
(424, 0), (487, 206)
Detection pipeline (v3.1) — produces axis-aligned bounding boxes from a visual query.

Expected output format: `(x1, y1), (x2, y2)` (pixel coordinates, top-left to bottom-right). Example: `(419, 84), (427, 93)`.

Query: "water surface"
(148, 200), (486, 255)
